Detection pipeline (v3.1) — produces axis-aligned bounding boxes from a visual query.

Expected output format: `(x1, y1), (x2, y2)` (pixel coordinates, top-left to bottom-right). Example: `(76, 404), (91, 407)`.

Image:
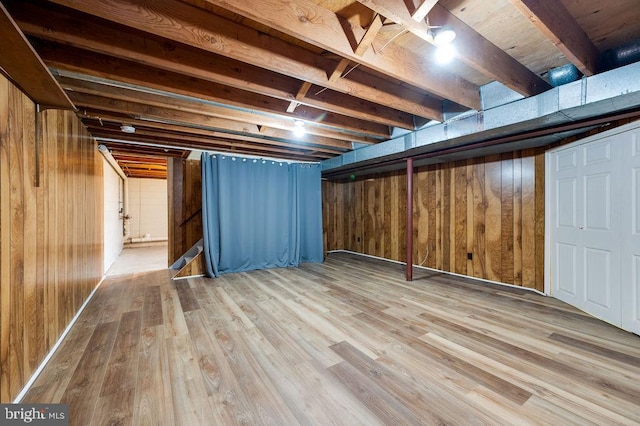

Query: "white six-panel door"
(548, 121), (640, 335)
(621, 127), (640, 334)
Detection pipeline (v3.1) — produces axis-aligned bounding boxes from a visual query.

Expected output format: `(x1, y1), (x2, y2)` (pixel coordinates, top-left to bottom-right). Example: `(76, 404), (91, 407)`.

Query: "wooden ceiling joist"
(59, 75), (389, 141)
(508, 0), (601, 75)
(67, 90), (365, 151)
(47, 0), (474, 113)
(41, 48), (392, 139)
(10, 2), (422, 129)
(357, 0), (551, 96)
(194, 0), (481, 109)
(80, 112), (347, 156)
(85, 122), (343, 158)
(0, 3), (73, 109)
(97, 132), (327, 162)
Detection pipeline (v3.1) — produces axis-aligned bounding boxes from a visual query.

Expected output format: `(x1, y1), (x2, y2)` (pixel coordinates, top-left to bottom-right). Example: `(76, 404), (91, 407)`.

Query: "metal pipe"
(406, 157), (414, 281)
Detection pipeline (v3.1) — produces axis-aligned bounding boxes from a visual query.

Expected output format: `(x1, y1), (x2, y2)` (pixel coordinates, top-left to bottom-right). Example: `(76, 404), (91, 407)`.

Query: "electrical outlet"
(467, 252), (473, 260)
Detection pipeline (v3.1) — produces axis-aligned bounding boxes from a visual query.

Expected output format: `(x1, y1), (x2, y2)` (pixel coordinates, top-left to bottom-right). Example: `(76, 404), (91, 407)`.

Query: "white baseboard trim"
(12, 274), (108, 403)
(172, 274), (205, 281)
(327, 250), (546, 296)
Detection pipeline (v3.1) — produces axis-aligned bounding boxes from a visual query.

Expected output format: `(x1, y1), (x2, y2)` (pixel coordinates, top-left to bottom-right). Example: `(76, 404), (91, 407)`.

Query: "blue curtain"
(201, 153), (323, 277)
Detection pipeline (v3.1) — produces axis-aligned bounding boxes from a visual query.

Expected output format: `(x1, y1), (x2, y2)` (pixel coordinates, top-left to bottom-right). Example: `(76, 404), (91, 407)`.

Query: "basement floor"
(23, 252), (640, 425)
(106, 242), (169, 276)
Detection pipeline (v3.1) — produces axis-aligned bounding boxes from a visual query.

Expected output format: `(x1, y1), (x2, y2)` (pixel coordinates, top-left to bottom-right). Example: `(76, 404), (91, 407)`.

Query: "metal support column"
(406, 158), (413, 281)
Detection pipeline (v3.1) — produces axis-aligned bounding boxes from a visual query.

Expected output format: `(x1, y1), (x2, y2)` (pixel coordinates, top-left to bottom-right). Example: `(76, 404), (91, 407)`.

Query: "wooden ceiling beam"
(357, 0), (551, 96)
(99, 142), (185, 158)
(41, 47), (390, 140)
(79, 110), (350, 154)
(0, 2), (73, 109)
(84, 120), (345, 156)
(95, 131), (329, 162)
(508, 0), (600, 75)
(193, 0), (480, 109)
(60, 75), (389, 141)
(70, 95), (362, 151)
(46, 0), (466, 114)
(10, 2), (422, 129)
(112, 155), (168, 165)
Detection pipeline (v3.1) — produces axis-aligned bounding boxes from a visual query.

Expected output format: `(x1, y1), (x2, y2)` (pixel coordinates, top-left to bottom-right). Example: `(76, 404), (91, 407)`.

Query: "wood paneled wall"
(323, 149), (546, 291)
(168, 158), (202, 265)
(0, 75), (104, 402)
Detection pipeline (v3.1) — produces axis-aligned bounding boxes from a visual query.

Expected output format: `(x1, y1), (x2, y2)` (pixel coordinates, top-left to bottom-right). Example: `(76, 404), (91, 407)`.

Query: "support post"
(406, 157), (414, 281)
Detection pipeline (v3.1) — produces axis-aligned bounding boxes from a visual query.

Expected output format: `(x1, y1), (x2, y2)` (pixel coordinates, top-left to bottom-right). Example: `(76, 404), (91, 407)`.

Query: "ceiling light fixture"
(292, 119), (306, 137)
(425, 17), (457, 64)
(425, 18), (456, 46)
(435, 43), (456, 64)
(120, 124), (136, 133)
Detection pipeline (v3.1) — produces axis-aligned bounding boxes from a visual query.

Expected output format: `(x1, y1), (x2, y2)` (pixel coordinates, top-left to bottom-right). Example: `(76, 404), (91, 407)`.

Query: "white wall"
(127, 178), (168, 241)
(103, 158), (124, 273)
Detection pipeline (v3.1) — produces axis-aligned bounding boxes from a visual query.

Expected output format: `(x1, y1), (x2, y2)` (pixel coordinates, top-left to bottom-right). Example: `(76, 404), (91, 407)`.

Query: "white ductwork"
(323, 61), (640, 178)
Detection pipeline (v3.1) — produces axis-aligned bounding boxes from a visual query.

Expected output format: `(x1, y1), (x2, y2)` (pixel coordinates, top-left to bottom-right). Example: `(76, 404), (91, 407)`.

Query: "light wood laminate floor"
(24, 252), (640, 425)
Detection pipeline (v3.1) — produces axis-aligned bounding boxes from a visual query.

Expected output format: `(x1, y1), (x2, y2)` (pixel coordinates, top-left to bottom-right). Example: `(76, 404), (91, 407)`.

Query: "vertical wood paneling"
(454, 162), (467, 275)
(534, 153), (546, 292)
(466, 160), (474, 276)
(415, 170), (428, 266)
(472, 159), (486, 278)
(0, 74), (104, 403)
(442, 165), (451, 272)
(435, 166), (443, 270)
(500, 153), (514, 284)
(426, 166), (437, 270)
(521, 150), (536, 288)
(484, 155), (502, 281)
(392, 171), (406, 261)
(167, 159), (202, 265)
(383, 176), (392, 259)
(0, 75), (10, 403)
(322, 148), (547, 290)
(9, 85), (26, 398)
(23, 103), (38, 376)
(513, 152), (523, 286)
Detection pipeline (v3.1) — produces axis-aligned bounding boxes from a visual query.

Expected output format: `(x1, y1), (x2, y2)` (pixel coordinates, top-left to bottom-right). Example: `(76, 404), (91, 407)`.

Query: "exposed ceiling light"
(425, 17), (456, 47)
(120, 124), (136, 133)
(435, 43), (456, 64)
(293, 119), (306, 137)
(433, 26), (456, 46)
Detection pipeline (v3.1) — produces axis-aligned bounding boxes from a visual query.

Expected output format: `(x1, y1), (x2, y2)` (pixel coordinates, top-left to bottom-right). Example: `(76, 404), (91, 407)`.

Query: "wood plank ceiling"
(3, 0), (640, 179)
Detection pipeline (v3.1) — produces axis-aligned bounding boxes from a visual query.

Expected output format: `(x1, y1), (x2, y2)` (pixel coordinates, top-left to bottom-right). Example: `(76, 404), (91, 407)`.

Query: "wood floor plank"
(100, 311), (142, 397)
(61, 321), (119, 426)
(142, 285), (163, 328)
(175, 280), (201, 312)
(184, 310), (256, 425)
(132, 325), (174, 426)
(19, 252), (640, 425)
(548, 332), (640, 367)
(328, 360), (426, 425)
